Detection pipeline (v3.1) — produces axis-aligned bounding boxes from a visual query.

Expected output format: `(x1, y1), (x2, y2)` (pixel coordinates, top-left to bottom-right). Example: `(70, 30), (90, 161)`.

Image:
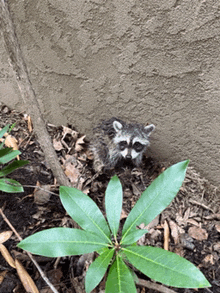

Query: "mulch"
(0, 104), (219, 293)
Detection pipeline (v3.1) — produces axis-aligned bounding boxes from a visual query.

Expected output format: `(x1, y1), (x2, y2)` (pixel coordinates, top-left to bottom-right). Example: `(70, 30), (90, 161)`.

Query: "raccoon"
(90, 117), (155, 172)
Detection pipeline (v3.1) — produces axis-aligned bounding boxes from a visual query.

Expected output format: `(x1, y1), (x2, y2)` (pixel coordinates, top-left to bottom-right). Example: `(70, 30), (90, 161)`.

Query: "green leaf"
(105, 175), (122, 238)
(0, 141), (5, 150)
(122, 160), (189, 242)
(85, 248), (115, 293)
(123, 246), (211, 288)
(60, 186), (111, 243)
(0, 147), (13, 158)
(8, 123), (16, 133)
(121, 229), (148, 246)
(0, 160), (29, 177)
(0, 125), (10, 139)
(0, 178), (24, 193)
(18, 228), (109, 257)
(105, 255), (136, 293)
(0, 150), (21, 164)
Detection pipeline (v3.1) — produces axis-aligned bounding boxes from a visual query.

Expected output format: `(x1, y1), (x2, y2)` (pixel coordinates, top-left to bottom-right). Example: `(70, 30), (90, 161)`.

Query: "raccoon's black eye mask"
(118, 141), (127, 151)
(118, 141), (145, 153)
(133, 142), (144, 152)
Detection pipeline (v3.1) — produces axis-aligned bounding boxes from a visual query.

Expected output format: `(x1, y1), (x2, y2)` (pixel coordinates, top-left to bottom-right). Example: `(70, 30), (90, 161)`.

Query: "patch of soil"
(0, 104), (219, 293)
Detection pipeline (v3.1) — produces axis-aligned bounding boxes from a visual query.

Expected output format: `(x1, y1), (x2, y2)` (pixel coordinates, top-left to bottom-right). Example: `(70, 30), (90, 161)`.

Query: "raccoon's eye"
(118, 141), (127, 151)
(133, 142), (144, 152)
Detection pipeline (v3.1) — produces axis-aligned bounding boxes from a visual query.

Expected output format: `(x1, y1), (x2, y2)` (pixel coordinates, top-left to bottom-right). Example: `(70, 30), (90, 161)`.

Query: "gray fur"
(90, 117), (155, 172)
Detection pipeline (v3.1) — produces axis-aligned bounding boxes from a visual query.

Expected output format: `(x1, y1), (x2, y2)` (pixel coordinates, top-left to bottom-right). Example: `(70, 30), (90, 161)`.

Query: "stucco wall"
(1, 0), (220, 186)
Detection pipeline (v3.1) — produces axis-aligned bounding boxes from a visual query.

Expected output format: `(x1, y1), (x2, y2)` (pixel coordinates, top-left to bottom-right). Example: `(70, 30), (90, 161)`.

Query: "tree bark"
(0, 0), (71, 187)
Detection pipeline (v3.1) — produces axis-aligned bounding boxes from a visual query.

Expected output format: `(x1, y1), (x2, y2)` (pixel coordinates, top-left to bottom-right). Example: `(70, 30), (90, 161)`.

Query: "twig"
(163, 220), (169, 251)
(136, 278), (177, 293)
(189, 199), (214, 213)
(0, 0), (71, 187)
(0, 207), (22, 241)
(0, 207), (59, 293)
(83, 172), (100, 188)
(22, 185), (59, 196)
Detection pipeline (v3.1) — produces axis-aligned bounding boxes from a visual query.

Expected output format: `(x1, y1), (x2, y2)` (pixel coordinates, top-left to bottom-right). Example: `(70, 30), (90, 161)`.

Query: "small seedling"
(0, 124), (29, 193)
(18, 160), (211, 292)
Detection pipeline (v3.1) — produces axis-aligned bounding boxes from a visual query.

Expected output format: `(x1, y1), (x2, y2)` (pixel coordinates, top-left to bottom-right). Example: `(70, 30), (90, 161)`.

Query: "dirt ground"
(0, 104), (219, 293)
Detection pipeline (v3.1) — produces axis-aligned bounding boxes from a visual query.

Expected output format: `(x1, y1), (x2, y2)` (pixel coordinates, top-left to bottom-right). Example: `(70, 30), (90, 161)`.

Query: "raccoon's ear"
(113, 120), (123, 132)
(144, 124), (155, 135)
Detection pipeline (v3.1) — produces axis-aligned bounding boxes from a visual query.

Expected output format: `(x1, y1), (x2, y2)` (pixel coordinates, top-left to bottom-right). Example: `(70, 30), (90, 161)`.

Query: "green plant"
(0, 124), (29, 193)
(18, 160), (211, 292)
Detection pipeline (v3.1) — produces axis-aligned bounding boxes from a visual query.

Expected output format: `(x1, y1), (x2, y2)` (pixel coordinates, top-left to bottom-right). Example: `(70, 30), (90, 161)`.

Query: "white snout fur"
(120, 149), (139, 159)
(131, 149), (139, 159)
(120, 149), (128, 158)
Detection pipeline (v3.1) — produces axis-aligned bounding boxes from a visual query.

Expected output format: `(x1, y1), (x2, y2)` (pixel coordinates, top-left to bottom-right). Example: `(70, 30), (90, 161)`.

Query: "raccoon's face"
(117, 138), (145, 159)
(113, 120), (155, 161)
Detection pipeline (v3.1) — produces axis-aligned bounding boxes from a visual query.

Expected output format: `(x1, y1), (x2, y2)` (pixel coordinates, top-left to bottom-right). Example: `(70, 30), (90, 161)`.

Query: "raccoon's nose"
(126, 154), (132, 160)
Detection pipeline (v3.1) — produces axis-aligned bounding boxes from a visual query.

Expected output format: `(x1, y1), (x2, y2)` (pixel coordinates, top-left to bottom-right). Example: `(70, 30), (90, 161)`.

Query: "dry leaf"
(53, 138), (63, 151)
(15, 259), (39, 293)
(40, 288), (53, 293)
(169, 220), (179, 245)
(187, 218), (200, 227)
(149, 229), (161, 241)
(213, 242), (220, 253)
(176, 214), (186, 227)
(138, 223), (146, 230)
(137, 223), (148, 246)
(137, 226), (146, 246)
(183, 207), (190, 222)
(0, 270), (8, 285)
(34, 183), (52, 205)
(64, 162), (81, 184)
(75, 135), (86, 152)
(0, 244), (16, 268)
(131, 183), (141, 196)
(124, 189), (132, 198)
(76, 176), (87, 191)
(188, 226), (208, 241)
(202, 254), (214, 265)
(47, 268), (63, 284)
(146, 215), (160, 230)
(2, 134), (20, 160)
(205, 213), (220, 220)
(82, 187), (90, 195)
(62, 126), (78, 139)
(32, 209), (45, 220)
(173, 247), (185, 257)
(61, 126), (78, 153)
(4, 135), (18, 150)
(120, 208), (128, 220)
(0, 231), (13, 244)
(215, 222), (220, 233)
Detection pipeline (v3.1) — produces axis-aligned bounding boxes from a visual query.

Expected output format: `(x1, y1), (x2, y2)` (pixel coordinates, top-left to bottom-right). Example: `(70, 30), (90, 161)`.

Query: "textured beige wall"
(1, 0), (220, 186)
